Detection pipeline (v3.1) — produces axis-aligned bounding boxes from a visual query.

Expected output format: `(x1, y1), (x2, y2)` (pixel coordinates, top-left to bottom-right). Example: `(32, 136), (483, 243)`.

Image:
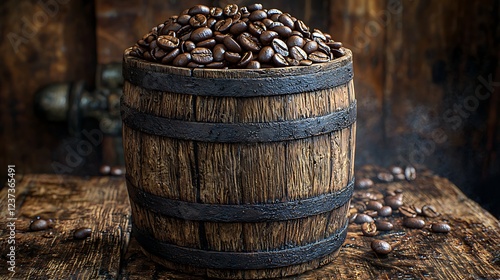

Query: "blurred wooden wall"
(1, 0), (499, 215)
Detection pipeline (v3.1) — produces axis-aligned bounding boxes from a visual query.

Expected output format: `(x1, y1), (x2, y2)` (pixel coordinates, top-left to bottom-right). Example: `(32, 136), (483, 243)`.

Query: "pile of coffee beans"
(352, 165), (452, 255)
(125, 3), (345, 69)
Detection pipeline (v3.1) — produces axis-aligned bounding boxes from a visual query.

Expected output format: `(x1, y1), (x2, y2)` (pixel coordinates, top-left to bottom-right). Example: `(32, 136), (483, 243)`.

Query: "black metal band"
(123, 60), (353, 97)
(121, 100), (356, 143)
(133, 222), (348, 269)
(126, 177), (354, 223)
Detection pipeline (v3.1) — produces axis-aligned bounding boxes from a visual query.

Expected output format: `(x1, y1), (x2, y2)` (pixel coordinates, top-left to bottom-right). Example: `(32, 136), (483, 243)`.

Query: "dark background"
(1, 0), (499, 218)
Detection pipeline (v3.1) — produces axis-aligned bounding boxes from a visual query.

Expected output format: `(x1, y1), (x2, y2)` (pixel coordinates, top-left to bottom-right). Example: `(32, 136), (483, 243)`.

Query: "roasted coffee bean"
(375, 220), (394, 231)
(309, 51), (329, 63)
(214, 18), (233, 33)
(110, 166), (124, 176)
(246, 60), (261, 69)
(30, 219), (49, 231)
(260, 30), (279, 45)
(188, 5), (210, 16)
(317, 40), (331, 54)
(348, 213), (358, 224)
(295, 20), (310, 34)
(377, 172), (394, 183)
(399, 205), (417, 217)
(152, 47), (167, 60)
(288, 46), (307, 61)
(230, 20), (248, 35)
(74, 227), (92, 240)
(157, 35), (180, 50)
(178, 25), (194, 41)
(224, 51), (242, 64)
(366, 201), (384, 211)
(258, 46), (275, 63)
(248, 21), (267, 37)
(247, 3), (263, 12)
(99, 165), (111, 175)
(327, 41), (343, 49)
(362, 222), (378, 237)
(162, 48), (181, 64)
(190, 27), (212, 42)
(173, 53), (191, 66)
(206, 61), (226, 68)
(269, 13), (281, 22)
(268, 21), (284, 30)
(394, 173), (406, 180)
(207, 17), (217, 29)
(162, 22), (182, 33)
(271, 38), (289, 56)
(357, 178), (374, 189)
(371, 240), (392, 255)
(189, 14), (207, 27)
(412, 205), (422, 215)
(378, 206), (393, 217)
(213, 44), (227, 61)
(272, 53), (289, 67)
(354, 213), (374, 224)
(183, 40), (197, 52)
(287, 35), (305, 48)
(364, 210), (378, 218)
(210, 7), (224, 19)
(177, 14), (191, 25)
(223, 36), (242, 52)
(422, 205), (440, 218)
(237, 51), (253, 67)
(191, 47), (213, 64)
(403, 217), (426, 229)
(312, 29), (327, 41)
(278, 14), (294, 29)
(249, 9), (267, 21)
(272, 25), (293, 38)
(303, 40), (318, 54)
(223, 4), (239, 17)
(197, 38), (216, 48)
(431, 222), (451, 233)
(385, 195), (403, 210)
(405, 166), (417, 181)
(299, 59), (313, 66)
(238, 32), (261, 52)
(331, 48), (346, 58)
(389, 165), (403, 175)
(353, 201), (367, 212)
(267, 8), (283, 16)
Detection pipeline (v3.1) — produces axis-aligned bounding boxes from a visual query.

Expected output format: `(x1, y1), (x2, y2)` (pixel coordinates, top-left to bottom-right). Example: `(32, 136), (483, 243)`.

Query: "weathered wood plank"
(0, 174), (130, 280)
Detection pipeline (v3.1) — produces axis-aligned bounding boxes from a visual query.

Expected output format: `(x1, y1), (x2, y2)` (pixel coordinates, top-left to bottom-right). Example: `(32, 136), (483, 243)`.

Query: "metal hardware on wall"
(34, 63), (124, 167)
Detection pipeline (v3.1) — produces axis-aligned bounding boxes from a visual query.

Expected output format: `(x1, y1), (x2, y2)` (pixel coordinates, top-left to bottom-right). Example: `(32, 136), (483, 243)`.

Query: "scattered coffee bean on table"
(362, 222), (378, 237)
(74, 228), (92, 240)
(126, 3), (346, 69)
(405, 166), (417, 181)
(403, 217), (426, 229)
(378, 205), (393, 217)
(30, 219), (49, 231)
(431, 222), (451, 233)
(366, 200), (383, 211)
(354, 213), (374, 224)
(357, 178), (374, 189)
(399, 205), (418, 218)
(375, 220), (394, 231)
(422, 204), (440, 218)
(371, 239), (392, 255)
(377, 172), (394, 183)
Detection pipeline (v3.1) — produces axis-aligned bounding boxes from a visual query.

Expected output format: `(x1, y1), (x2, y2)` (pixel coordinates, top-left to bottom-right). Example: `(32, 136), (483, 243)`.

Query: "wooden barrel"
(121, 49), (356, 279)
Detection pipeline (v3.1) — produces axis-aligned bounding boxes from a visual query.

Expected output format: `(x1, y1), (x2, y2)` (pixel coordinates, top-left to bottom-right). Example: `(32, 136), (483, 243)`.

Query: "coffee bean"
(375, 220), (394, 231)
(371, 240), (392, 255)
(183, 40), (197, 52)
(229, 20), (248, 35)
(238, 32), (261, 52)
(260, 30), (279, 45)
(207, 17), (217, 29)
(331, 48), (346, 58)
(190, 27), (213, 42)
(99, 165), (111, 175)
(308, 51), (330, 63)
(206, 61), (226, 68)
(152, 47), (167, 60)
(191, 47), (213, 64)
(399, 205), (417, 218)
(357, 178), (374, 189)
(267, 8), (283, 16)
(188, 5), (210, 16)
(327, 41), (343, 49)
(162, 48), (181, 64)
(272, 25), (293, 38)
(362, 222), (378, 237)
(431, 222), (451, 233)
(389, 165), (403, 175)
(177, 14), (191, 25)
(224, 51), (241, 64)
(312, 29), (327, 41)
(378, 206), (393, 217)
(214, 32), (227, 43)
(248, 21), (267, 37)
(214, 18), (233, 32)
(30, 219), (49, 231)
(223, 4), (239, 17)
(299, 59), (313, 66)
(366, 201), (383, 211)
(272, 53), (289, 67)
(403, 217), (426, 229)
(405, 166), (417, 181)
(364, 210), (378, 218)
(377, 172), (394, 183)
(348, 213), (358, 224)
(213, 44), (227, 62)
(157, 35), (180, 50)
(223, 36), (242, 52)
(271, 38), (289, 57)
(317, 40), (331, 54)
(173, 53), (192, 67)
(74, 227), (92, 240)
(278, 14), (294, 29)
(237, 51), (253, 67)
(210, 7), (224, 19)
(247, 3), (263, 12)
(354, 213), (374, 224)
(288, 46), (307, 61)
(246, 60), (261, 69)
(394, 173), (406, 180)
(385, 195), (403, 210)
(197, 38), (216, 48)
(287, 35), (305, 48)
(422, 205), (440, 218)
(295, 20), (310, 35)
(177, 25), (193, 41)
(189, 14), (207, 28)
(249, 10), (267, 21)
(412, 205), (422, 215)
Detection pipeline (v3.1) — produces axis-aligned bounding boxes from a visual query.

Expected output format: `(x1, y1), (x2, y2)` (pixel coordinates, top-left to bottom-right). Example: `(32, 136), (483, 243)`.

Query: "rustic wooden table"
(1, 165), (499, 279)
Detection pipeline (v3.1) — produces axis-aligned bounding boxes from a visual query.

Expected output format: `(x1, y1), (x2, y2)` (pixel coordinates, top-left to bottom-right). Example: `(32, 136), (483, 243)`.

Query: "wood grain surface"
(1, 167), (499, 279)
